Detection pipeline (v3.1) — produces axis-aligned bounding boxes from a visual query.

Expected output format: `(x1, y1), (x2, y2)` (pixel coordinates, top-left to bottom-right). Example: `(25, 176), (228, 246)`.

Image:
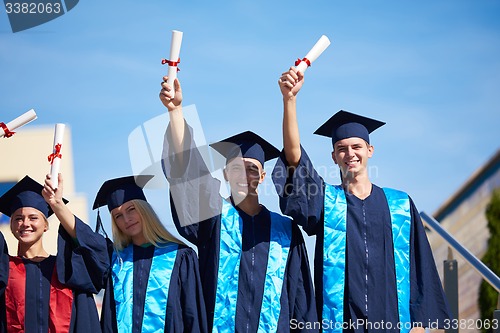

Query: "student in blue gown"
(0, 174), (108, 333)
(159, 76), (318, 333)
(273, 67), (452, 333)
(93, 175), (207, 333)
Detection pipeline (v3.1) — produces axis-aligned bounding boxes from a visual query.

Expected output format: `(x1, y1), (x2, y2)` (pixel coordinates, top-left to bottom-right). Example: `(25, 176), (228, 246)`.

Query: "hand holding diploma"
(48, 123), (65, 189)
(160, 76), (183, 111)
(279, 67), (304, 99)
(42, 173), (76, 238)
(294, 35), (331, 74)
(0, 109), (37, 138)
(162, 30), (183, 98)
(279, 35), (331, 98)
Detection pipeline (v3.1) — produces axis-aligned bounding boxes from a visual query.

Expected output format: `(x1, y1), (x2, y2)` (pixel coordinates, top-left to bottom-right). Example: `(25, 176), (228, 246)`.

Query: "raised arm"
(44, 173), (109, 293)
(160, 75), (222, 245)
(160, 76), (184, 158)
(278, 67), (305, 169)
(273, 68), (324, 234)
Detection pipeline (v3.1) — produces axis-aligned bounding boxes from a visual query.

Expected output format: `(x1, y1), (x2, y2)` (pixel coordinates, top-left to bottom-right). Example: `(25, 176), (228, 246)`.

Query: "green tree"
(479, 188), (500, 333)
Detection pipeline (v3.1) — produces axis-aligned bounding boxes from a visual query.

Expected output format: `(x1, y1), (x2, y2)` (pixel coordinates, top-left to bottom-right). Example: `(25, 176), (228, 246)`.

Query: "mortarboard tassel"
(94, 209), (109, 239)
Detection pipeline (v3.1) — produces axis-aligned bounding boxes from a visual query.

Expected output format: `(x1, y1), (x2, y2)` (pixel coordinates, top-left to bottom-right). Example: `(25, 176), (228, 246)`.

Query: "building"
(0, 124), (88, 255)
(427, 149), (500, 332)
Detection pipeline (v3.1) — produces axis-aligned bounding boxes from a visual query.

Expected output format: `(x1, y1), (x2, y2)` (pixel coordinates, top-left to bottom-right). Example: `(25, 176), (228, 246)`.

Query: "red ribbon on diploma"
(161, 57), (181, 72)
(0, 122), (15, 138)
(48, 144), (62, 164)
(295, 57), (311, 67)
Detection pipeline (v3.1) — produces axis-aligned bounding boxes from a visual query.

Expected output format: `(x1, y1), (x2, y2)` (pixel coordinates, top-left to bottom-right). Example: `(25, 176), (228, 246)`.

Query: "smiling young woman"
(93, 175), (207, 333)
(9, 206), (49, 257)
(0, 175), (108, 333)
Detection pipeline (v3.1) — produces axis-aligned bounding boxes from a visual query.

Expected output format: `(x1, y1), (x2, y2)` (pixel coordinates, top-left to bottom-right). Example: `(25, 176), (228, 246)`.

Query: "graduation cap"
(93, 175), (153, 212)
(209, 131), (280, 167)
(0, 175), (68, 218)
(314, 110), (386, 146)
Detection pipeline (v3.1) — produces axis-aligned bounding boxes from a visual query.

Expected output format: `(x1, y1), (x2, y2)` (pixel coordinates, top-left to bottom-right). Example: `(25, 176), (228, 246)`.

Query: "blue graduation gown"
(162, 123), (318, 333)
(0, 217), (109, 333)
(272, 146), (452, 332)
(100, 242), (207, 333)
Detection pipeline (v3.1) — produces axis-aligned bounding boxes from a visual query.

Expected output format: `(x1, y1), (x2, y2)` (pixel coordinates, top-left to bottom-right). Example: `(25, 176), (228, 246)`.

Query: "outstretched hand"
(278, 67), (304, 99)
(160, 76), (183, 111)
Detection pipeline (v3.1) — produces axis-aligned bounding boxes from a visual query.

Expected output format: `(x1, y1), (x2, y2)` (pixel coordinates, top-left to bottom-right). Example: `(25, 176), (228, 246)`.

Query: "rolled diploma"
(0, 109), (37, 138)
(296, 35), (331, 74)
(49, 123), (65, 189)
(166, 30), (183, 97)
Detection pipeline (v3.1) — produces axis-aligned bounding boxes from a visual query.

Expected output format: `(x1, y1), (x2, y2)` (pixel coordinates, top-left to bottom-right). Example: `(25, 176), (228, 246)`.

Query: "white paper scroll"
(166, 30), (183, 97)
(48, 123), (65, 189)
(0, 109), (37, 138)
(295, 35), (331, 74)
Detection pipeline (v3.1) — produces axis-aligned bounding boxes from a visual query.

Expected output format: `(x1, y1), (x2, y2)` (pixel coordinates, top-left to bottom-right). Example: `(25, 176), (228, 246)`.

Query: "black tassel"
(95, 209), (109, 239)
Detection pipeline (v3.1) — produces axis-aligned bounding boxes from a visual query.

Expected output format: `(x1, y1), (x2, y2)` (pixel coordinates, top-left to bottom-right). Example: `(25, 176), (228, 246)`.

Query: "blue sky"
(1, 1), (499, 240)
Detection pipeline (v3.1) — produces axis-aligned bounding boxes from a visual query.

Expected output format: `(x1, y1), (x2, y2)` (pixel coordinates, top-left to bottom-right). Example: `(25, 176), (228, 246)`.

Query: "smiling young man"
(273, 67), (452, 333)
(160, 76), (318, 333)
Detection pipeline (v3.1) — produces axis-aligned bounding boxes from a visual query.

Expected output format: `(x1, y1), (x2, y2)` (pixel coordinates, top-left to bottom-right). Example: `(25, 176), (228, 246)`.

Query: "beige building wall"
(427, 150), (500, 333)
(0, 125), (88, 255)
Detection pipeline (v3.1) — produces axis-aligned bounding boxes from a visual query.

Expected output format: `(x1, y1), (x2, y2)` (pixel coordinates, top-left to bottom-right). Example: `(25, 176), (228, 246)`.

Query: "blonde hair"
(111, 199), (183, 251)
